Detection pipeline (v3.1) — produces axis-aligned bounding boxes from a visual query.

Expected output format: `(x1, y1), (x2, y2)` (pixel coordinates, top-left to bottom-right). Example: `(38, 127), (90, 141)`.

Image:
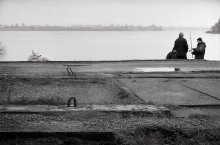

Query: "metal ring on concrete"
(67, 97), (77, 107)
(66, 67), (76, 78)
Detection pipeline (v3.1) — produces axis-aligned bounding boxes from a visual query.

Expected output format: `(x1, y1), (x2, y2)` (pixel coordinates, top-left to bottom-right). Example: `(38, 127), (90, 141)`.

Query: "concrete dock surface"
(0, 60), (220, 144)
(1, 60), (220, 106)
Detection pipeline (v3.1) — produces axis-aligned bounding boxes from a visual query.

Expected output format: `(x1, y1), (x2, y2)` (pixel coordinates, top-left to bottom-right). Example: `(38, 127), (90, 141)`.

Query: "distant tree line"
(206, 18), (220, 34)
(0, 24), (163, 31)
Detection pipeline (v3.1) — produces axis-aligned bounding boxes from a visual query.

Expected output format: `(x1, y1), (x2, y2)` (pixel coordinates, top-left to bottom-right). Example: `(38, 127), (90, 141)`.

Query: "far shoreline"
(206, 31), (220, 34)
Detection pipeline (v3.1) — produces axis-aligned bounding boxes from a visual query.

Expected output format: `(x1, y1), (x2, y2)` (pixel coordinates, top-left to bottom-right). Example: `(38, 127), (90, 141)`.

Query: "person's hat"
(197, 37), (202, 41)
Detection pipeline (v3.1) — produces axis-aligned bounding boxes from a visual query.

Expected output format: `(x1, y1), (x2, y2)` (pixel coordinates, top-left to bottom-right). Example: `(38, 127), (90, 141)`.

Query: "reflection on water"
(136, 67), (176, 72)
(137, 67), (220, 72)
(0, 30), (219, 61)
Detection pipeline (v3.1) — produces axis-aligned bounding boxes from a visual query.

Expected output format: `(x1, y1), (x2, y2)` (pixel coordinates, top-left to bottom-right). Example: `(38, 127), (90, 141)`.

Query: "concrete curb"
(0, 105), (170, 115)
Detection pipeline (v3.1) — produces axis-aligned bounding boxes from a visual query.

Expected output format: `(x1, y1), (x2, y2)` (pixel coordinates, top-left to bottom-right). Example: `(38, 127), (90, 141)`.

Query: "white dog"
(28, 50), (50, 61)
(0, 42), (5, 55)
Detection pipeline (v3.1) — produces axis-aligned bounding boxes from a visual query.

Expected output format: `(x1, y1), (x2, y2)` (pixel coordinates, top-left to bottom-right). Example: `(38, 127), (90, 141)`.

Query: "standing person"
(173, 32), (189, 59)
(192, 38), (206, 59)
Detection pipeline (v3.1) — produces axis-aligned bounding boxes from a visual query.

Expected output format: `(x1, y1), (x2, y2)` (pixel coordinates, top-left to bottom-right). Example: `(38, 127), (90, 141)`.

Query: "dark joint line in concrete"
(179, 104), (220, 108)
(171, 80), (220, 101)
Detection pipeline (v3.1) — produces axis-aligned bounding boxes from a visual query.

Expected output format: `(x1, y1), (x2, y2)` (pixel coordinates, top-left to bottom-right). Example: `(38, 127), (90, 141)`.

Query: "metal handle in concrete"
(67, 97), (77, 107)
(67, 67), (76, 78)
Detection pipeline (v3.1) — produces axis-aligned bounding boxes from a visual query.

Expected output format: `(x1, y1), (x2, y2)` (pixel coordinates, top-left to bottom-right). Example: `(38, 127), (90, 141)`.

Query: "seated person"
(166, 50), (177, 59)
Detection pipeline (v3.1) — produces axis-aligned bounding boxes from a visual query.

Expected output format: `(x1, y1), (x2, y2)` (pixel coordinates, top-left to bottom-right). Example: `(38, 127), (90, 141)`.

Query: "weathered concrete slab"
(0, 105), (170, 115)
(120, 78), (220, 105)
(173, 108), (220, 118)
(0, 61), (220, 137)
(1, 60), (220, 75)
(115, 72), (220, 79)
(1, 61), (220, 105)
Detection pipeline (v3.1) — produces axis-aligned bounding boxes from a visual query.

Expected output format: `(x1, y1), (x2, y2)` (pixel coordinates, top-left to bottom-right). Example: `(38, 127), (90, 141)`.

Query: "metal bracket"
(67, 97), (77, 107)
(67, 67), (76, 79)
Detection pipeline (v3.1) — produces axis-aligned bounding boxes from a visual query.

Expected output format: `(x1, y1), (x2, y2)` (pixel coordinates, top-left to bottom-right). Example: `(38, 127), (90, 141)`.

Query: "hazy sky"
(0, 0), (219, 27)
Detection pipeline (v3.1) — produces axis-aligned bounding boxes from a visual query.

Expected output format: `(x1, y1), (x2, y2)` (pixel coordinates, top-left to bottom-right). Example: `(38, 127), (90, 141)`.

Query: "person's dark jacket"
(192, 42), (206, 59)
(173, 37), (188, 58)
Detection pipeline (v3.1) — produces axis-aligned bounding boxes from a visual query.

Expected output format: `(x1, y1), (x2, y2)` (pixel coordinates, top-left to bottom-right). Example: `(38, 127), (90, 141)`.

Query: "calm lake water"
(0, 30), (220, 61)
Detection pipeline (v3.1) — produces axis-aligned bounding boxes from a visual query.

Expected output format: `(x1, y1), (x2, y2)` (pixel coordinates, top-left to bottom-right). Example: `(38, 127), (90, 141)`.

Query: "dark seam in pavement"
(126, 87), (146, 103)
(117, 80), (146, 104)
(179, 104), (220, 108)
(170, 79), (220, 101)
(124, 76), (220, 79)
(161, 73), (220, 102)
